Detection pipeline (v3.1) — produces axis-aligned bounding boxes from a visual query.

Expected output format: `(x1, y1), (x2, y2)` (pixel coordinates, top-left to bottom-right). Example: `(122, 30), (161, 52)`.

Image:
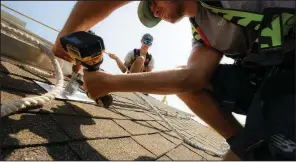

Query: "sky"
(1, 1), (246, 126)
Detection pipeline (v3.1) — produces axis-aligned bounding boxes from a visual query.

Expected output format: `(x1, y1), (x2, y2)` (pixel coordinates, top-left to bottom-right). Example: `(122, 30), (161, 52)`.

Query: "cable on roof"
(121, 65), (230, 157)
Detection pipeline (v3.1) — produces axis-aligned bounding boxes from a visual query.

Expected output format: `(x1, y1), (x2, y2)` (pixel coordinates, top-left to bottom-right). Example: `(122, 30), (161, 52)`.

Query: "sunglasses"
(143, 40), (152, 46)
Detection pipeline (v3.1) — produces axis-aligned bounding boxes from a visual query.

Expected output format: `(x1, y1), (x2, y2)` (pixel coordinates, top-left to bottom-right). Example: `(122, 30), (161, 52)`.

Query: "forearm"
(106, 46), (222, 95)
(109, 68), (195, 94)
(57, 1), (130, 39)
(115, 58), (127, 73)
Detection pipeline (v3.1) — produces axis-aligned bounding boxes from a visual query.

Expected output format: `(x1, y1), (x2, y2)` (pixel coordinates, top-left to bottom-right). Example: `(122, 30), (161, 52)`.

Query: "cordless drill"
(60, 31), (113, 108)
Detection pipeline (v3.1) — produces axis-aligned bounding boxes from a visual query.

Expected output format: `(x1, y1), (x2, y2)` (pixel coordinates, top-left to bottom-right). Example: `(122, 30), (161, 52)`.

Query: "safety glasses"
(143, 40), (152, 46)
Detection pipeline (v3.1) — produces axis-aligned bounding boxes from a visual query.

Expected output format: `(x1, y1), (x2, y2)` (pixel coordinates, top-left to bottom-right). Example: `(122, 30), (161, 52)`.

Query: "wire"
(105, 52), (229, 157)
(1, 3), (60, 32)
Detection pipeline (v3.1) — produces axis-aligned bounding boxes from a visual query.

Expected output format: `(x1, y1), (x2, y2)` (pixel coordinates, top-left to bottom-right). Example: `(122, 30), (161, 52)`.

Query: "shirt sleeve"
(124, 50), (135, 64)
(191, 37), (204, 49)
(148, 56), (155, 68)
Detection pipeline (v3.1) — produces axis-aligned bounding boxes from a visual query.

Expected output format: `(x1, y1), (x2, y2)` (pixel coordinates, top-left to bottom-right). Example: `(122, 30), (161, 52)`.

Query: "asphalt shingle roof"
(1, 17), (226, 161)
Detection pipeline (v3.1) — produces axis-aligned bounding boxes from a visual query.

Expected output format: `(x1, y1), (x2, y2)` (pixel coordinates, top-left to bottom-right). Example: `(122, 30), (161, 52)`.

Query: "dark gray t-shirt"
(192, 1), (295, 55)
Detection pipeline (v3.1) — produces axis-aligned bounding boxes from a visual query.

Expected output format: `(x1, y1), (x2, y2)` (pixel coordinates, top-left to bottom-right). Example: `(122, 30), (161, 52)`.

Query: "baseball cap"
(137, 0), (161, 28)
(142, 33), (153, 42)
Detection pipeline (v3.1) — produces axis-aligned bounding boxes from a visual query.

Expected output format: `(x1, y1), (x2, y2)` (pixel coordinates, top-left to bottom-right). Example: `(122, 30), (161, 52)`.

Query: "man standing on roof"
(107, 33), (155, 73)
(52, 1), (295, 161)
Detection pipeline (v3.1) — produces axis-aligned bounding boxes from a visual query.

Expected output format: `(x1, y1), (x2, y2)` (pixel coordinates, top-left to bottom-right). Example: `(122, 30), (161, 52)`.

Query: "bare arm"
(108, 46), (222, 94)
(106, 52), (128, 73)
(115, 58), (128, 73)
(124, 61), (131, 70)
(52, 1), (131, 61)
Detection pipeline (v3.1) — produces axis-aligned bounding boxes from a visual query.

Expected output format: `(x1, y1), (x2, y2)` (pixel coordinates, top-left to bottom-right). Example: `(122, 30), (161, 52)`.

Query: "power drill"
(60, 31), (113, 108)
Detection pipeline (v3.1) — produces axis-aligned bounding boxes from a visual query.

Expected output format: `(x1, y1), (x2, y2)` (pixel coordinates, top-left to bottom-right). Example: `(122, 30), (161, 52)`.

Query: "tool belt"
(227, 65), (295, 160)
(240, 8), (295, 69)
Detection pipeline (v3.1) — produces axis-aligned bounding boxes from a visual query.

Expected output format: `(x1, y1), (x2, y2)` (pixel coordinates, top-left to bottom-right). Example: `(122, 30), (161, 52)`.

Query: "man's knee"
(134, 56), (145, 64)
(130, 56), (145, 73)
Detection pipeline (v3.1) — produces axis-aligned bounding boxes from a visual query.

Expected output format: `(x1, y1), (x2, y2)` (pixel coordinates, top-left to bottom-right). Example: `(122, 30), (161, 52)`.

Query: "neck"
(183, 1), (198, 18)
(140, 48), (148, 54)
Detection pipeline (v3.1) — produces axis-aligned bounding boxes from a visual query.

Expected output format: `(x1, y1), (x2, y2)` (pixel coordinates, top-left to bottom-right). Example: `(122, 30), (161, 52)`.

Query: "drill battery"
(60, 31), (105, 70)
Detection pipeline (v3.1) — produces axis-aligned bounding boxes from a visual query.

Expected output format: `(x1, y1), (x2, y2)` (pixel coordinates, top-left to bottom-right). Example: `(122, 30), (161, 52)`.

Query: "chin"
(168, 19), (180, 24)
(172, 16), (183, 23)
(166, 16), (182, 24)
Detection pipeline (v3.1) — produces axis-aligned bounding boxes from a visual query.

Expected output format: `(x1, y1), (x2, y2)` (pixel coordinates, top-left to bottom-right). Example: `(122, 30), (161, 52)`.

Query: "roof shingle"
(132, 134), (177, 157)
(2, 145), (80, 161)
(69, 138), (156, 160)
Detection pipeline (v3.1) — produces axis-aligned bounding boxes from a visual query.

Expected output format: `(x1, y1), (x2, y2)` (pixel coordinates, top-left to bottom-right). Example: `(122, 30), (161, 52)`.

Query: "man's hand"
(82, 69), (113, 99)
(105, 52), (129, 73)
(52, 39), (74, 63)
(106, 52), (118, 60)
